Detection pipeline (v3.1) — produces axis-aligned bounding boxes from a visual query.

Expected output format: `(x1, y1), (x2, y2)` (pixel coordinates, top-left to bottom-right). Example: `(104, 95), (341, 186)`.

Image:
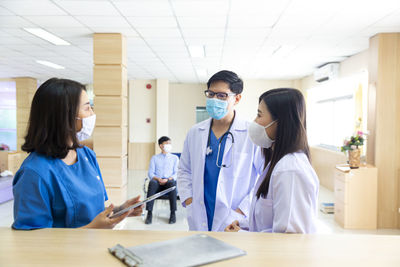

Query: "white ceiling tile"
(91, 28), (138, 37)
(43, 27), (93, 38)
(172, 0), (229, 16)
(181, 28), (225, 39)
(53, 0), (120, 16)
(145, 38), (185, 46)
(24, 16), (84, 28)
(226, 28), (271, 38)
(126, 17), (177, 28)
(228, 15), (278, 28)
(185, 38), (224, 46)
(76, 16), (130, 28)
(137, 28), (181, 38)
(113, 1), (173, 16)
(0, 0), (67, 15)
(0, 16), (34, 27)
(0, 6), (13, 15)
(230, 0), (290, 15)
(177, 16), (226, 28)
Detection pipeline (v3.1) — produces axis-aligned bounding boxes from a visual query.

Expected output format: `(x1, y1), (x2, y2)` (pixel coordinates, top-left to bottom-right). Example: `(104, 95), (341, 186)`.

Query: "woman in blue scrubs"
(12, 78), (142, 230)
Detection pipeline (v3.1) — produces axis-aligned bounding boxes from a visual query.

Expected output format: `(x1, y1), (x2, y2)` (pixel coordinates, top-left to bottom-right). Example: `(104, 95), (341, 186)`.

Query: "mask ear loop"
(264, 120), (276, 129)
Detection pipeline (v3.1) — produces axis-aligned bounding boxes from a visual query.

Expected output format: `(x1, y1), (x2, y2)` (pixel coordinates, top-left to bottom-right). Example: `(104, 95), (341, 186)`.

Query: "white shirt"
(239, 152), (319, 233)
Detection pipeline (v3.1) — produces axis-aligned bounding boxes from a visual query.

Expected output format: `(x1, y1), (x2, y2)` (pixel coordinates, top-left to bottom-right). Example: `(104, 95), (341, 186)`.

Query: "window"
(307, 71), (368, 150)
(0, 81), (17, 150)
(196, 106), (209, 123)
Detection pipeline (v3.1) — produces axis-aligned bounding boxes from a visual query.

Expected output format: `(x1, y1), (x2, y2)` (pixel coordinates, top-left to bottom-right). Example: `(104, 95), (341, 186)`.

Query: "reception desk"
(0, 227), (399, 266)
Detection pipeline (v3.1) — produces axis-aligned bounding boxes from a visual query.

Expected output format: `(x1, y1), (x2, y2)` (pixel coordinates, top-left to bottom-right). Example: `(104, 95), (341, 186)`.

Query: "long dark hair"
(256, 88), (310, 199)
(22, 78), (85, 159)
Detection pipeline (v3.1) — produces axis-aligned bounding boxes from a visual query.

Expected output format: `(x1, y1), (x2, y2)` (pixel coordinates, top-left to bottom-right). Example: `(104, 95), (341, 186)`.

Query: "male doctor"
(177, 70), (263, 231)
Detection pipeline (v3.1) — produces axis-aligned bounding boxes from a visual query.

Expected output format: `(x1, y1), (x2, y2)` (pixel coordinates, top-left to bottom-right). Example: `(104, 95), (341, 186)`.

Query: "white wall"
(129, 79), (156, 143)
(168, 83), (205, 152)
(236, 79), (296, 121)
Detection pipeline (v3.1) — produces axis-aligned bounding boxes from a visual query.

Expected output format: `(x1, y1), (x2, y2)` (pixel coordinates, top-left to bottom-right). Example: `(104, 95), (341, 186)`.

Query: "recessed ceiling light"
(36, 60), (65, 69)
(23, 28), (70, 46)
(189, 45), (205, 58)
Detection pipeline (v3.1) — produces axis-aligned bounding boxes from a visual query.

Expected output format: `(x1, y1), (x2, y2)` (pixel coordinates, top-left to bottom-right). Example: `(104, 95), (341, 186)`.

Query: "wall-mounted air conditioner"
(314, 62), (340, 82)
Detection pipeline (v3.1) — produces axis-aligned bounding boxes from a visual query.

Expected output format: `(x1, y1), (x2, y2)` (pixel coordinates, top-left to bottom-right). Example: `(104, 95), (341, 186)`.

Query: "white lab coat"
(177, 115), (264, 231)
(238, 152), (319, 233)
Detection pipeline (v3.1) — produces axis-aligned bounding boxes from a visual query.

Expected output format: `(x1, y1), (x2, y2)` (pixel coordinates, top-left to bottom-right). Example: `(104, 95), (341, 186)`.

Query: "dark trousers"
(146, 179), (177, 212)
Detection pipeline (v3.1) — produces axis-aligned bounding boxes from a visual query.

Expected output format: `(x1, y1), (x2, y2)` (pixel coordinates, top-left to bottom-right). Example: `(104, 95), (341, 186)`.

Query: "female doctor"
(225, 88), (319, 233)
(12, 78), (142, 230)
(178, 70), (264, 232)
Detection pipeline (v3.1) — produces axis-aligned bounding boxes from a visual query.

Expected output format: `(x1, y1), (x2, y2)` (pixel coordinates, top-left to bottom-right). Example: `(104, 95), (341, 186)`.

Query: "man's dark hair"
(158, 136), (171, 145)
(22, 78), (85, 159)
(207, 70), (243, 94)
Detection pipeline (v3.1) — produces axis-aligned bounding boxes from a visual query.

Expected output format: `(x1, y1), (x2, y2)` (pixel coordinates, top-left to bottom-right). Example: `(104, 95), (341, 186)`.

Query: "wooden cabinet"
(334, 166), (378, 229)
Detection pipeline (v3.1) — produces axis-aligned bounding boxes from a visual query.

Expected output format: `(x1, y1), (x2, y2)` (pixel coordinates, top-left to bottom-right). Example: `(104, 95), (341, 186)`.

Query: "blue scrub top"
(12, 146), (108, 230)
(204, 130), (227, 231)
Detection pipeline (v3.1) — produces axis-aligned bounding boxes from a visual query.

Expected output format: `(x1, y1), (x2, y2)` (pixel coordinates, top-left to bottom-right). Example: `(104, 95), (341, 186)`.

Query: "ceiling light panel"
(23, 28), (70, 45)
(36, 60), (65, 69)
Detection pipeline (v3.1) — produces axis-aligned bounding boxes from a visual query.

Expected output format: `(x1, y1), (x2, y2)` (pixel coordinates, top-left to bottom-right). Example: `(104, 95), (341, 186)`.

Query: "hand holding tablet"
(109, 186), (176, 219)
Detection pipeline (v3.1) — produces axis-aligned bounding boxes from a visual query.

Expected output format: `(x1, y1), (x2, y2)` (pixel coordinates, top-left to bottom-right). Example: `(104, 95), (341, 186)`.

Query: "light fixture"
(23, 28), (70, 46)
(36, 60), (65, 69)
(189, 45), (205, 58)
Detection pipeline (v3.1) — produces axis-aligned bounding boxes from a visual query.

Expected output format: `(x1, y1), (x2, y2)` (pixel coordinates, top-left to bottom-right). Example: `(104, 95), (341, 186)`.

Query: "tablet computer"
(109, 186), (177, 219)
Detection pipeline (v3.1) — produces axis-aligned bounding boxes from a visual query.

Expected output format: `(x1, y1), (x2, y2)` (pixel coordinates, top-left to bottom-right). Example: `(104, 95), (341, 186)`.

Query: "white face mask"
(248, 120), (276, 148)
(163, 144), (172, 153)
(76, 114), (96, 142)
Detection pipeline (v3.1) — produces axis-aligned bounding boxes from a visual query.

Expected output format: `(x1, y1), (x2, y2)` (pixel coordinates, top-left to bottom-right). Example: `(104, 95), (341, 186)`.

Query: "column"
(15, 77), (37, 165)
(93, 33), (128, 205)
(367, 33), (400, 228)
(155, 79), (169, 153)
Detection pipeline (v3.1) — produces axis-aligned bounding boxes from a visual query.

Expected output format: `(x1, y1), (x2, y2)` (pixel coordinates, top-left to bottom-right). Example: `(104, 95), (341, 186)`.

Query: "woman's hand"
(224, 220), (241, 232)
(117, 195), (143, 217)
(82, 204), (128, 229)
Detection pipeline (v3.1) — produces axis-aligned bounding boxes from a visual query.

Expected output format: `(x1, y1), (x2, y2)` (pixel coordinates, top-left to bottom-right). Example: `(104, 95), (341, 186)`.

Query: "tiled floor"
(1, 170), (400, 235)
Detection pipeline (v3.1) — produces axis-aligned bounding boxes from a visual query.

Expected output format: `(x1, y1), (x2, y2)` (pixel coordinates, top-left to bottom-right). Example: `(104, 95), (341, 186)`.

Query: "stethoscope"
(205, 111), (235, 168)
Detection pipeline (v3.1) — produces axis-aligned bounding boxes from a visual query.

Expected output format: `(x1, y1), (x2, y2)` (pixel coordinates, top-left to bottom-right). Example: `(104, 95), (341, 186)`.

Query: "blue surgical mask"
(206, 98), (229, 120)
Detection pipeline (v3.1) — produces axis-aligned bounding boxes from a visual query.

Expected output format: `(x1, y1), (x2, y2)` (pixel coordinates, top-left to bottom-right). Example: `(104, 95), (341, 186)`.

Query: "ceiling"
(1, 0), (400, 84)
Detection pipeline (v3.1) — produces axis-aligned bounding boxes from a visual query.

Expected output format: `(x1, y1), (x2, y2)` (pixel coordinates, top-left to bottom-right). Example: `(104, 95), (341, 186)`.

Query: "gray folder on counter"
(109, 234), (246, 267)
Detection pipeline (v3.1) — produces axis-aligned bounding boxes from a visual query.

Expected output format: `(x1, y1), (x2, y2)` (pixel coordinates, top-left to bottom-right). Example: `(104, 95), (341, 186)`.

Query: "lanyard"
(206, 111), (236, 168)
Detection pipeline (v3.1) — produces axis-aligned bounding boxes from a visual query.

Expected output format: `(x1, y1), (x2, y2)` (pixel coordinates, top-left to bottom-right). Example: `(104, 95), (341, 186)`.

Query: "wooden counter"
(0, 227), (399, 266)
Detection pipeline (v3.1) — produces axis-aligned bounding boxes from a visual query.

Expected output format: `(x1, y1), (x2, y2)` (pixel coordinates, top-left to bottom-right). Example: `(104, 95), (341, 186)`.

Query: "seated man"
(145, 136), (179, 224)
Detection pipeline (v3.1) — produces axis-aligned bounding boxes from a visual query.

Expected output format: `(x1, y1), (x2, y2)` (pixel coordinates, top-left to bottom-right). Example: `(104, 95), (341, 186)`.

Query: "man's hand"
(159, 179), (168, 185)
(185, 197), (193, 206)
(225, 220), (241, 232)
(235, 208), (245, 216)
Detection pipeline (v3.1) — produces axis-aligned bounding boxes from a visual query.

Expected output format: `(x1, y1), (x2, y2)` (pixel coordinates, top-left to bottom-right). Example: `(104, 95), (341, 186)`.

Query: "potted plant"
(341, 131), (365, 169)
